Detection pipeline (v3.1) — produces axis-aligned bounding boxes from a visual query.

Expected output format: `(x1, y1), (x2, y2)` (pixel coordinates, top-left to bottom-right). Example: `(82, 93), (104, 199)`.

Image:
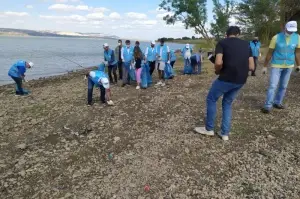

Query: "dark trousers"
(108, 64), (118, 83)
(170, 61), (175, 68)
(148, 61), (156, 75)
(11, 76), (24, 95)
(117, 61), (123, 80)
(252, 57), (258, 75)
(87, 77), (106, 104)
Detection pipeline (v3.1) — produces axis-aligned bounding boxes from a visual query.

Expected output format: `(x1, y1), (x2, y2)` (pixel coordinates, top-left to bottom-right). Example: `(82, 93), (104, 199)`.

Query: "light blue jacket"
(89, 70), (108, 86)
(250, 41), (261, 57)
(8, 60), (26, 78)
(104, 49), (118, 66)
(122, 46), (134, 63)
(145, 46), (157, 62)
(156, 45), (170, 61)
(170, 50), (177, 61)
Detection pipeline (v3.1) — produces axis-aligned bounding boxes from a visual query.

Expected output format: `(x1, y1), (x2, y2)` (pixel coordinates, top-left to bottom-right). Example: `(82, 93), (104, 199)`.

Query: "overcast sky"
(0, 0), (225, 40)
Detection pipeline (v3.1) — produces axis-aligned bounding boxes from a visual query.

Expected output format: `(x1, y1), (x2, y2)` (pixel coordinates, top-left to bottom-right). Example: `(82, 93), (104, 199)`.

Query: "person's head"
(253, 36), (259, 41)
(160, 38), (165, 46)
(118, 39), (122, 46)
(26, 62), (34, 69)
(226, 26), (241, 37)
(198, 49), (202, 53)
(134, 47), (142, 59)
(151, 40), (155, 47)
(100, 77), (110, 89)
(285, 21), (298, 35)
(135, 41), (140, 47)
(103, 43), (109, 51)
(125, 40), (130, 47)
(186, 44), (190, 49)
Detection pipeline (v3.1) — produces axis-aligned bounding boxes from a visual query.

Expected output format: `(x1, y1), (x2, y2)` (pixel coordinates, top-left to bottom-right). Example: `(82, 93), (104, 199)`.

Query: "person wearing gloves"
(145, 41), (157, 75)
(121, 40), (134, 87)
(8, 60), (34, 95)
(114, 39), (123, 80)
(181, 44), (193, 66)
(261, 21), (300, 114)
(103, 43), (118, 84)
(134, 47), (143, 90)
(155, 38), (170, 86)
(86, 66), (114, 106)
(190, 49), (203, 74)
(249, 36), (261, 76)
(170, 49), (177, 68)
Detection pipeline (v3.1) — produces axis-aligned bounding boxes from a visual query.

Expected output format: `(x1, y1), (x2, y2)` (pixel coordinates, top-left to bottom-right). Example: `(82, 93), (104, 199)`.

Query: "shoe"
(107, 100), (114, 106)
(136, 86), (140, 90)
(194, 127), (214, 136)
(218, 132), (229, 141)
(87, 102), (92, 106)
(161, 82), (166, 87)
(251, 73), (256, 76)
(273, 104), (285, 109)
(261, 108), (270, 114)
(156, 81), (162, 86)
(121, 84), (126, 87)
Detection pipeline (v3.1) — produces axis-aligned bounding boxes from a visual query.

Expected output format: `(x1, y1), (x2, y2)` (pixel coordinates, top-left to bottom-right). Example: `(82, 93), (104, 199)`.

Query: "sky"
(0, 0), (219, 40)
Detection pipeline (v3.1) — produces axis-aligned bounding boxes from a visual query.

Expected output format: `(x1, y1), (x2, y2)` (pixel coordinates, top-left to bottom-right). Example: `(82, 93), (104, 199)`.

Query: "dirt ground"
(1, 62), (300, 199)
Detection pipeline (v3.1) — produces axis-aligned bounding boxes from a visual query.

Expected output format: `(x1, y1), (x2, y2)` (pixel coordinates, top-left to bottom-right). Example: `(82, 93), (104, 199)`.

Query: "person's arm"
(264, 36), (276, 68)
(121, 47), (124, 61)
(167, 46), (170, 62)
(144, 47), (148, 60)
(111, 50), (115, 63)
(248, 47), (255, 71)
(214, 42), (223, 75)
(18, 65), (26, 80)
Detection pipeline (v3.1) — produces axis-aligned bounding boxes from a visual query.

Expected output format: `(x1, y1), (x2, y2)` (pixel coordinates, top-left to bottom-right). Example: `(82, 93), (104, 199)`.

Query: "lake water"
(0, 36), (187, 85)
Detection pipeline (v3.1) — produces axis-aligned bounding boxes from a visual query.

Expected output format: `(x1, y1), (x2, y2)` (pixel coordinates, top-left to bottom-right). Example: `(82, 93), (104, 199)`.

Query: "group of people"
(195, 21), (300, 141)
(7, 21), (300, 141)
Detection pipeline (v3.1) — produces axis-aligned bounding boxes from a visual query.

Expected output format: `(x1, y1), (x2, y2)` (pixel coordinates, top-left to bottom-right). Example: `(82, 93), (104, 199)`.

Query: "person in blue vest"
(190, 49), (203, 74)
(261, 21), (300, 114)
(8, 60), (34, 95)
(249, 36), (261, 76)
(170, 49), (177, 68)
(103, 43), (118, 84)
(181, 44), (193, 66)
(121, 40), (134, 87)
(144, 40), (157, 75)
(155, 38), (170, 86)
(86, 63), (114, 106)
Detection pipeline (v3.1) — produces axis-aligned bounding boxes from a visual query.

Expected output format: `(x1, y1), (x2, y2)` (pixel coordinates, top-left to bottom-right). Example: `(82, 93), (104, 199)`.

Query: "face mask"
(118, 43), (121, 46)
(160, 43), (164, 46)
(151, 45), (154, 48)
(126, 44), (130, 48)
(285, 32), (291, 37)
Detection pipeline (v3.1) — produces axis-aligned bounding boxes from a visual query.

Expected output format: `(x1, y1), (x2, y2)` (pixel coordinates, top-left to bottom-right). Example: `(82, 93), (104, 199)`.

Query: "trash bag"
(141, 63), (152, 88)
(183, 64), (193, 74)
(15, 85), (30, 94)
(129, 67), (136, 81)
(164, 63), (174, 79)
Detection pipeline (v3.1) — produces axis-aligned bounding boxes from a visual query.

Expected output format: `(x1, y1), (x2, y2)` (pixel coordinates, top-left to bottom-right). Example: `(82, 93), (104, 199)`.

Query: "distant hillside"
(0, 28), (119, 39)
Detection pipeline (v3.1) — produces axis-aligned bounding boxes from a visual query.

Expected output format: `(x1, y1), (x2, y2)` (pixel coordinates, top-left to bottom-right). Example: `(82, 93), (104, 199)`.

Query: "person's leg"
(221, 84), (243, 136)
(251, 57), (257, 76)
(112, 65), (118, 83)
(198, 62), (202, 74)
(11, 76), (24, 95)
(205, 79), (228, 131)
(149, 61), (155, 75)
(135, 68), (142, 87)
(274, 68), (293, 106)
(264, 68), (281, 110)
(108, 66), (113, 83)
(118, 61), (123, 80)
(156, 62), (162, 85)
(87, 77), (95, 105)
(122, 62), (129, 86)
(99, 85), (106, 103)
(170, 61), (175, 68)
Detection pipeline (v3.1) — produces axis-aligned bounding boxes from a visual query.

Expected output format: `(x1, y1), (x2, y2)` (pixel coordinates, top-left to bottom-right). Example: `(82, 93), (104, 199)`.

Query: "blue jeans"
(264, 67), (293, 110)
(87, 76), (106, 104)
(206, 79), (244, 136)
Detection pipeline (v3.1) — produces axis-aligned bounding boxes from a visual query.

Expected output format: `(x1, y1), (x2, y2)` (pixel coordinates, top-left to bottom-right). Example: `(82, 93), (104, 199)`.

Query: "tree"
(237, 0), (281, 43)
(210, 0), (236, 41)
(192, 36), (196, 39)
(159, 0), (215, 47)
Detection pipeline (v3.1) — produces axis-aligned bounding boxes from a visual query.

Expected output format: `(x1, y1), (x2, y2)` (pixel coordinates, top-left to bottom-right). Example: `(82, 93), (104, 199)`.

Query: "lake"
(0, 36), (188, 85)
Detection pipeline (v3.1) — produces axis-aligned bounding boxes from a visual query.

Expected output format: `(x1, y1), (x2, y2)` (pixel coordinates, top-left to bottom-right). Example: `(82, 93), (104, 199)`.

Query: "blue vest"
(156, 45), (169, 61)
(8, 60), (26, 78)
(271, 32), (299, 66)
(181, 47), (192, 57)
(146, 46), (157, 62)
(249, 41), (261, 57)
(170, 50), (176, 61)
(90, 70), (108, 86)
(104, 49), (117, 65)
(122, 46), (134, 63)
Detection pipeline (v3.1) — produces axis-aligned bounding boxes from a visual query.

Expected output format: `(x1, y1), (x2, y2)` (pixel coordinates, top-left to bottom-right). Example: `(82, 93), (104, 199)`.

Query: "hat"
(186, 44), (190, 49)
(101, 78), (110, 89)
(151, 40), (155, 45)
(103, 43), (109, 47)
(28, 62), (34, 68)
(286, 21), (297, 32)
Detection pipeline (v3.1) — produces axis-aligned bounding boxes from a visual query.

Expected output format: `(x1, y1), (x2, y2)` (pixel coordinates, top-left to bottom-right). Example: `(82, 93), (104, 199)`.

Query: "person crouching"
(86, 67), (114, 106)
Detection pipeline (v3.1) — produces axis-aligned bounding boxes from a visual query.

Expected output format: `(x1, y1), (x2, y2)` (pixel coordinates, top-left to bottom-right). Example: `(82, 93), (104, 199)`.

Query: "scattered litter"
(144, 185), (150, 192)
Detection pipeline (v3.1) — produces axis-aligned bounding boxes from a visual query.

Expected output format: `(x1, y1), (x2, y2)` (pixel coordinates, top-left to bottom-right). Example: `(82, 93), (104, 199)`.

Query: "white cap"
(103, 43), (109, 47)
(101, 77), (110, 89)
(151, 40), (155, 45)
(186, 44), (190, 49)
(286, 21), (297, 32)
(28, 62), (34, 68)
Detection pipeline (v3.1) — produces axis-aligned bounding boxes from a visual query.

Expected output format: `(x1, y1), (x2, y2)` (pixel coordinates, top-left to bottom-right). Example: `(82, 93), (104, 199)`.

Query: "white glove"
(259, 53), (262, 57)
(296, 66), (300, 72)
(130, 62), (135, 69)
(167, 60), (170, 64)
(262, 67), (268, 74)
(104, 61), (109, 66)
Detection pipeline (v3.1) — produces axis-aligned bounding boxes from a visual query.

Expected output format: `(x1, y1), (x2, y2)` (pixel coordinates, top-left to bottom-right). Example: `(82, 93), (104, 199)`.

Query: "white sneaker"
(156, 81), (162, 86)
(218, 132), (229, 141)
(136, 86), (140, 90)
(161, 82), (166, 87)
(194, 127), (214, 136)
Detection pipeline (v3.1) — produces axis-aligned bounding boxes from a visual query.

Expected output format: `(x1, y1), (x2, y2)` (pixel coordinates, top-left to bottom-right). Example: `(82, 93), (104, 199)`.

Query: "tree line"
(157, 36), (202, 41)
(159, 0), (300, 47)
